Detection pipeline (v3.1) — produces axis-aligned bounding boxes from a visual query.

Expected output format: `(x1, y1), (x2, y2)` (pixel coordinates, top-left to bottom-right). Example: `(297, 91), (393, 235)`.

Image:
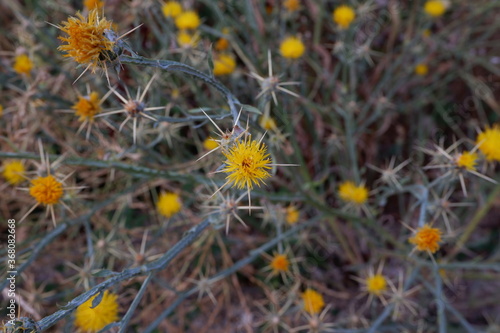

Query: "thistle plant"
(1, 1), (500, 332)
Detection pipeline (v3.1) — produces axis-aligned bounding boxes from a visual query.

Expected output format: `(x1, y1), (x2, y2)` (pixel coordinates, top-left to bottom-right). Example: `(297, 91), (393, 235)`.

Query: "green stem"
(118, 55), (241, 123)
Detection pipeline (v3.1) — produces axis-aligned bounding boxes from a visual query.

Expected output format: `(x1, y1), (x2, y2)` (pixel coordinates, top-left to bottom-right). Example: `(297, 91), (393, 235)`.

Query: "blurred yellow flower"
(284, 0), (300, 12)
(74, 291), (119, 332)
(175, 11), (200, 30)
(414, 63), (428, 76)
(338, 181), (368, 205)
(366, 274), (387, 296)
(203, 137), (219, 151)
(73, 91), (102, 122)
(270, 253), (290, 274)
(177, 31), (199, 48)
(409, 224), (442, 253)
(157, 192), (182, 218)
(213, 54), (236, 76)
(2, 160), (26, 185)
(302, 289), (325, 315)
(259, 115), (277, 131)
(455, 151), (478, 171)
(215, 37), (229, 51)
(13, 54), (33, 76)
(162, 1), (182, 18)
(424, 0), (446, 17)
(83, 0), (104, 10)
(476, 124), (500, 161)
(333, 5), (356, 29)
(285, 205), (299, 225)
(279, 36), (305, 59)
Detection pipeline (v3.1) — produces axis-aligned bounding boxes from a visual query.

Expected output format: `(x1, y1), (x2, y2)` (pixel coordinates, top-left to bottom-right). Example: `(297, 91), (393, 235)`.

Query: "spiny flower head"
(338, 181), (369, 205)
(175, 10), (200, 30)
(284, 0), (300, 12)
(424, 0), (446, 17)
(58, 9), (116, 72)
(414, 63), (428, 76)
(279, 36), (305, 59)
(0, 104), (3, 117)
(366, 274), (387, 296)
(476, 124), (500, 162)
(213, 53), (236, 76)
(162, 1), (183, 18)
(333, 5), (356, 29)
(203, 137), (219, 150)
(13, 54), (33, 76)
(73, 91), (101, 122)
(74, 290), (119, 332)
(29, 175), (64, 205)
(270, 253), (290, 273)
(455, 151), (478, 171)
(301, 289), (325, 315)
(2, 160), (26, 185)
(222, 137), (272, 190)
(84, 0), (104, 10)
(409, 224), (442, 253)
(157, 192), (182, 218)
(285, 205), (299, 225)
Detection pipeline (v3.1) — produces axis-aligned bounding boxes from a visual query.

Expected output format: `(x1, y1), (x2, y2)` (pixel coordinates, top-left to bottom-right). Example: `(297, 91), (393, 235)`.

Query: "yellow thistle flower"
(332, 5), (356, 29)
(424, 0), (446, 17)
(175, 11), (200, 30)
(73, 91), (102, 122)
(279, 36), (305, 59)
(285, 205), (299, 225)
(57, 9), (116, 72)
(213, 53), (236, 76)
(13, 54), (33, 76)
(162, 1), (183, 18)
(177, 31), (199, 48)
(259, 115), (277, 131)
(157, 192), (182, 218)
(222, 138), (272, 190)
(414, 63), (428, 76)
(476, 124), (500, 162)
(0, 104), (3, 117)
(338, 181), (368, 205)
(84, 0), (104, 10)
(409, 224), (442, 253)
(74, 291), (119, 332)
(29, 175), (64, 205)
(284, 0), (300, 12)
(2, 160), (26, 185)
(301, 289), (325, 315)
(455, 151), (478, 171)
(366, 274), (387, 296)
(203, 137), (219, 151)
(270, 253), (290, 274)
